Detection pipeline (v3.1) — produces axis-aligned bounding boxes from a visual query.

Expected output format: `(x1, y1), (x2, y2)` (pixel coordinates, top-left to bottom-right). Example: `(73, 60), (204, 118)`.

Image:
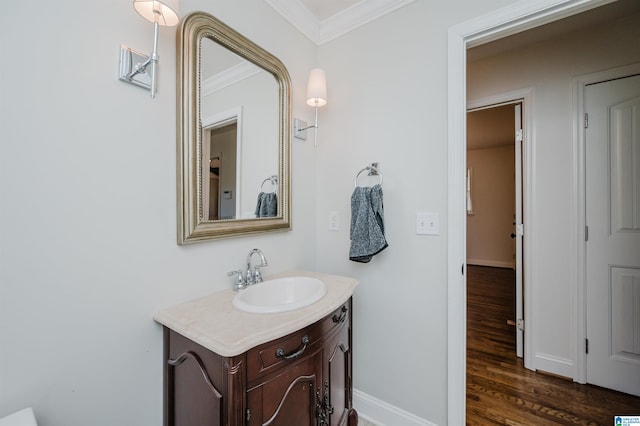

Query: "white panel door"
(585, 74), (640, 396)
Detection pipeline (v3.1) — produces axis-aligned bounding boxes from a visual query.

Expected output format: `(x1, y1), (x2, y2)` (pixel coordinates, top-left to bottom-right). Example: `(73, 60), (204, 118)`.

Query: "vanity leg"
(348, 408), (359, 425)
(163, 326), (174, 426)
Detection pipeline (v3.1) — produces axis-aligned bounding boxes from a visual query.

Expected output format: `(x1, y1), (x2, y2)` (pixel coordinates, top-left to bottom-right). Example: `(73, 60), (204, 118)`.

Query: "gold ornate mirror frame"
(177, 12), (291, 244)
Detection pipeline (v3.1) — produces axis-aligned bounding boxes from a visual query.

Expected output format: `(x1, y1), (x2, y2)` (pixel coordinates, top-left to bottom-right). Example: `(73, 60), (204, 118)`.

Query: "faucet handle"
(227, 270), (246, 291)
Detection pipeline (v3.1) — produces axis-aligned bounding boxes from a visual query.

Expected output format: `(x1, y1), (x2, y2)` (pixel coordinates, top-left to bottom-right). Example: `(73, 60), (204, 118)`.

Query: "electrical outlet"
(416, 212), (440, 235)
(329, 211), (340, 231)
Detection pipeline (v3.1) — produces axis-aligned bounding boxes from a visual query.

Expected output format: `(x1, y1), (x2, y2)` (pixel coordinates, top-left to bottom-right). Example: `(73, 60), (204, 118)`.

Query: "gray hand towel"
(349, 184), (388, 263)
(255, 192), (277, 218)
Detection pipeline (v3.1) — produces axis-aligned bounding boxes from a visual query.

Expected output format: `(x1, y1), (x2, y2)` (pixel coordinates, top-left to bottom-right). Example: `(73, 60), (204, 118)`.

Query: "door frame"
(202, 106), (244, 220)
(467, 90), (534, 366)
(446, 0), (616, 423)
(573, 62), (640, 385)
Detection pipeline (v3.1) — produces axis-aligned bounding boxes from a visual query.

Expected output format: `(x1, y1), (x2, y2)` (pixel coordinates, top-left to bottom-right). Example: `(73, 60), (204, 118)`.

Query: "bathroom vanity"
(154, 271), (359, 425)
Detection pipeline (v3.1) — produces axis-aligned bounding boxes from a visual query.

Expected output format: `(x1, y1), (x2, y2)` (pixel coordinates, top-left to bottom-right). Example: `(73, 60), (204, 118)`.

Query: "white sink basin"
(232, 276), (327, 313)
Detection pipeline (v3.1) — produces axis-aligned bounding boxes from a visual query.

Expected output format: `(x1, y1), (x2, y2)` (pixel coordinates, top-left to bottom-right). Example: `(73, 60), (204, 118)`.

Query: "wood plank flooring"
(466, 265), (640, 425)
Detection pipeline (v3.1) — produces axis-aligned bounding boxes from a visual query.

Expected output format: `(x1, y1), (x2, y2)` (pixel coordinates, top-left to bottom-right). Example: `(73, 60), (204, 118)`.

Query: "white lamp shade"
(134, 0), (180, 26)
(306, 68), (327, 107)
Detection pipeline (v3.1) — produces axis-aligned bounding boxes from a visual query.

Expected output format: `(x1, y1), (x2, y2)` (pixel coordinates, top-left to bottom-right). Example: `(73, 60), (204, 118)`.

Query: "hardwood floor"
(466, 265), (640, 425)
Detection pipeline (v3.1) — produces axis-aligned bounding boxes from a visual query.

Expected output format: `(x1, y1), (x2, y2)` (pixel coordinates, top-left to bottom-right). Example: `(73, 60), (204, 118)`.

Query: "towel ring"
(260, 175), (278, 193)
(354, 165), (383, 187)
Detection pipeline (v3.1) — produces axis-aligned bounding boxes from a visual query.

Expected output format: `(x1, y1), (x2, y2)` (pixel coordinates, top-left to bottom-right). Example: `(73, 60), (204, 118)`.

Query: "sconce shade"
(134, 0), (180, 26)
(306, 68), (327, 107)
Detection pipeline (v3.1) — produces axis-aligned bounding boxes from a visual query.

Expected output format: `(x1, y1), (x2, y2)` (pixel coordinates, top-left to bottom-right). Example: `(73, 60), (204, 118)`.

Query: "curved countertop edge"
(153, 270), (359, 357)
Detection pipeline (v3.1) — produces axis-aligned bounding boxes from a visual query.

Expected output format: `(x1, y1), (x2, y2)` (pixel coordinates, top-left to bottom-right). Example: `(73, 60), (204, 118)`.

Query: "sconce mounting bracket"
(119, 44), (152, 90)
(294, 118), (308, 141)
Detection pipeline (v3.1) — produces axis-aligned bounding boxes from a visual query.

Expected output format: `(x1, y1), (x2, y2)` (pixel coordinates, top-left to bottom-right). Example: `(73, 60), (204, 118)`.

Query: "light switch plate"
(416, 212), (440, 235)
(329, 211), (340, 231)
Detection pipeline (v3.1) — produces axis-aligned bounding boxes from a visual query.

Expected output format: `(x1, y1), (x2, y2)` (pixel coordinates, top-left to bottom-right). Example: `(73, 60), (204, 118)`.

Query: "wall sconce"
(294, 68), (327, 147)
(118, 0), (180, 98)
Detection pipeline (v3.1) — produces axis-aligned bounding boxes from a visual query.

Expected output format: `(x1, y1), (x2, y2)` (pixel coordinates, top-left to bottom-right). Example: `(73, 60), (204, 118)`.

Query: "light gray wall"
(313, 1), (518, 424)
(0, 1), (318, 425)
(467, 7), (640, 376)
(467, 145), (516, 268)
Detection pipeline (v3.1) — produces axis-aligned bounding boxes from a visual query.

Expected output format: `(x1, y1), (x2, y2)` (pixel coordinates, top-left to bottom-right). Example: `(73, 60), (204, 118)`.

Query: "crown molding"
(202, 62), (261, 96)
(265, 0), (321, 42)
(265, 0), (416, 45)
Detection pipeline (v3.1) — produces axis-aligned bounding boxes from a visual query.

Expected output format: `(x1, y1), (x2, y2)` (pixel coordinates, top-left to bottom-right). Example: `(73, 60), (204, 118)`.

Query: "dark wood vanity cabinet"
(163, 298), (357, 426)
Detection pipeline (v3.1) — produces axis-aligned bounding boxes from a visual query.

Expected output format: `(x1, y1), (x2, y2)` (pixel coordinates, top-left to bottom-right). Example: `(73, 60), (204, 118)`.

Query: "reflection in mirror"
(200, 38), (279, 220)
(203, 119), (238, 220)
(177, 12), (291, 244)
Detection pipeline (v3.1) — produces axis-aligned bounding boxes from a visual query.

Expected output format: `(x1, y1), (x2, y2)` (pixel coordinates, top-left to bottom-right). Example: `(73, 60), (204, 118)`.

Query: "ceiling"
(298, 0), (362, 21)
(468, 0), (640, 63)
(265, 0), (640, 48)
(264, 0), (416, 45)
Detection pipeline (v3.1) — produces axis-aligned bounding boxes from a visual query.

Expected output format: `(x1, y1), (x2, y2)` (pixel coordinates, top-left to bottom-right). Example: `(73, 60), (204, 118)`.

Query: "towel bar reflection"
(260, 175), (278, 193)
(354, 164), (383, 187)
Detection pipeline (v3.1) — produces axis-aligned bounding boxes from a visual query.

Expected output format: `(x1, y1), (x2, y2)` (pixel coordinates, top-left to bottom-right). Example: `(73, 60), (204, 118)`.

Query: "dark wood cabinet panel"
(327, 320), (351, 425)
(246, 350), (322, 425)
(169, 350), (223, 425)
(163, 298), (357, 426)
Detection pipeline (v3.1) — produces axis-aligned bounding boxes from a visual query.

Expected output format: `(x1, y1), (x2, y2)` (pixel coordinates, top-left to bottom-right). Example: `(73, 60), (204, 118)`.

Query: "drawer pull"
(276, 335), (309, 360)
(332, 306), (348, 324)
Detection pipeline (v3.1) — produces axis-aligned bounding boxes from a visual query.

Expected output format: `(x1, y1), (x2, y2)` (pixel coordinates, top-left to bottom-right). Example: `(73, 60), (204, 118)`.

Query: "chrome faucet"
(246, 248), (268, 285)
(227, 248), (268, 291)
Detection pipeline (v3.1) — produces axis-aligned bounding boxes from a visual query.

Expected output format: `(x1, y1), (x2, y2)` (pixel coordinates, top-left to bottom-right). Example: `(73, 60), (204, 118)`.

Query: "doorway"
(466, 102), (524, 359)
(446, 0), (637, 423)
(202, 107), (243, 221)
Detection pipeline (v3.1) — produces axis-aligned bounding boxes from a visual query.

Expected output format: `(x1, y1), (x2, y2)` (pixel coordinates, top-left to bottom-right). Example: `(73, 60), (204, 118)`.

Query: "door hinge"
(516, 128), (523, 142)
(517, 318), (524, 331)
(585, 225), (589, 242)
(585, 338), (589, 354)
(584, 113), (589, 129)
(516, 223), (524, 236)
(316, 381), (333, 426)
(246, 408), (251, 422)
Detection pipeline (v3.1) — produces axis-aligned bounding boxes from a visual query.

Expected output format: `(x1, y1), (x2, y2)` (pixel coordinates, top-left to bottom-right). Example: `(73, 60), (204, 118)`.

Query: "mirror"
(177, 12), (291, 244)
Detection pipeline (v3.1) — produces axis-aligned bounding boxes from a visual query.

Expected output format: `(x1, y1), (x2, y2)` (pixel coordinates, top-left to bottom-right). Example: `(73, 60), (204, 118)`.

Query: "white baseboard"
(353, 389), (437, 426)
(467, 258), (514, 269)
(534, 352), (573, 379)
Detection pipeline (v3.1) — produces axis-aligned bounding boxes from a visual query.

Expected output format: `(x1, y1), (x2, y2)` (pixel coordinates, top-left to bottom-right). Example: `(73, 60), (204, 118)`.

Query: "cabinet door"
(166, 330), (225, 426)
(326, 306), (352, 426)
(246, 350), (322, 425)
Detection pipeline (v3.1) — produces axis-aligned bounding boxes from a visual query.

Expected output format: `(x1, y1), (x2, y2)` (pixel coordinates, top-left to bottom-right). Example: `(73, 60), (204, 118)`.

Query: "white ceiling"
(266, 0), (640, 48)
(298, 0), (362, 22)
(264, 0), (416, 45)
(468, 0), (640, 63)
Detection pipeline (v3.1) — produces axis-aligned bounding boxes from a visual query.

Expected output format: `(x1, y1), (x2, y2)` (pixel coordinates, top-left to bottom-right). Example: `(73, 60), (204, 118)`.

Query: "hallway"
(466, 265), (640, 425)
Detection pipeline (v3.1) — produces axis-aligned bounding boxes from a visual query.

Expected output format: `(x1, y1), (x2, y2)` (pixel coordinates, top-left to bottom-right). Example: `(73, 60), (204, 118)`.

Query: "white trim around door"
(447, 0), (616, 424)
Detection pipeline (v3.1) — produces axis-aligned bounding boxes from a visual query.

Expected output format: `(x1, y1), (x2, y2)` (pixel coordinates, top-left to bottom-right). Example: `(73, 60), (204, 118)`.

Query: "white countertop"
(154, 270), (359, 357)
